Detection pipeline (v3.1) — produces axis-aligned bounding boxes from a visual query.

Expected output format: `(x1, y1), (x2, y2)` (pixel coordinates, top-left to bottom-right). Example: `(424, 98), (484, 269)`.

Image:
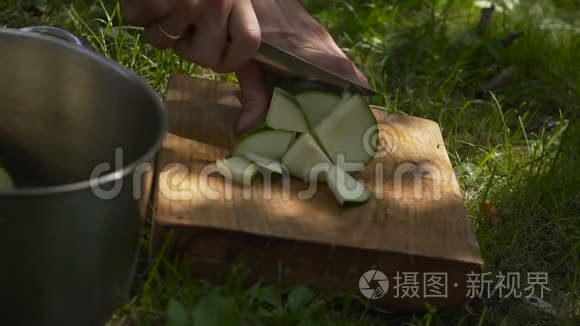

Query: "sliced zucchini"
(265, 88), (310, 132)
(281, 133), (333, 183)
(326, 165), (371, 206)
(216, 157), (258, 186)
(0, 165), (14, 191)
(233, 129), (295, 160)
(314, 94), (378, 172)
(295, 91), (342, 127)
(243, 152), (287, 176)
(333, 91), (354, 111)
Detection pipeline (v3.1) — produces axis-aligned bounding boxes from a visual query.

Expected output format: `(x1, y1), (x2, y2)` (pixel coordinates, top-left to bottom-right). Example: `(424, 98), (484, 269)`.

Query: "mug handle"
(19, 26), (93, 50)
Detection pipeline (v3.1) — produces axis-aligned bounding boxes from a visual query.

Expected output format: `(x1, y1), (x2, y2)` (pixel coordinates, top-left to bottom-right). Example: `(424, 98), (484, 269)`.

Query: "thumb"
(235, 61), (269, 133)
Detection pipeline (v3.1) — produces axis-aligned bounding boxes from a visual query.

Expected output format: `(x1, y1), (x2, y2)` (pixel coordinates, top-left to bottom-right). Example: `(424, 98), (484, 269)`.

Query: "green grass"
(2, 0), (579, 325)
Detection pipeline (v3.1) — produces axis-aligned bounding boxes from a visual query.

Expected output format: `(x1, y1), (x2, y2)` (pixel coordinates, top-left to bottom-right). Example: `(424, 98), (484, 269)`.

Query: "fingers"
(213, 0), (261, 73)
(143, 0), (203, 49)
(130, 0), (260, 73)
(173, 0), (234, 69)
(236, 61), (269, 133)
(121, 0), (175, 26)
(353, 66), (369, 86)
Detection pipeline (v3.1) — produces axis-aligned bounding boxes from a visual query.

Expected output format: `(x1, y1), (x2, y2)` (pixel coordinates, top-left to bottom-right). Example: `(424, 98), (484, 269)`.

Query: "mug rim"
(0, 28), (168, 197)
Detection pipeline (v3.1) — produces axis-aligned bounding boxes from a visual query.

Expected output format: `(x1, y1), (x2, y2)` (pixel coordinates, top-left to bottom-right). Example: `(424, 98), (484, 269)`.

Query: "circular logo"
(359, 270), (389, 299)
(362, 124), (398, 158)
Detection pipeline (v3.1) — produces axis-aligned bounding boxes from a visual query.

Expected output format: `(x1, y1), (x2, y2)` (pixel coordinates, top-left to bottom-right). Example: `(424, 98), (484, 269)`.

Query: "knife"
(254, 40), (380, 97)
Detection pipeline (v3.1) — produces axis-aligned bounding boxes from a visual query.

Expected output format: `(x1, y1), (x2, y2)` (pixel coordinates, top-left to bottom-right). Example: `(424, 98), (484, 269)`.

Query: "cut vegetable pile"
(216, 85), (378, 206)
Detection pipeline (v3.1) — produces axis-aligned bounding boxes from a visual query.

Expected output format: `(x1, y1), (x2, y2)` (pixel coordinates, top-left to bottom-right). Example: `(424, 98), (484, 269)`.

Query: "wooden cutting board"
(151, 74), (483, 312)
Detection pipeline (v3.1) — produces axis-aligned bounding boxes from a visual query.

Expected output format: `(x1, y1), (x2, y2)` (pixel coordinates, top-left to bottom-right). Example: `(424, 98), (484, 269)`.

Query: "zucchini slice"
(332, 91), (354, 111)
(265, 88), (310, 132)
(233, 129), (295, 160)
(0, 165), (14, 191)
(216, 157), (258, 186)
(281, 133), (333, 183)
(294, 91), (342, 127)
(314, 94), (378, 172)
(326, 165), (371, 206)
(243, 152), (287, 176)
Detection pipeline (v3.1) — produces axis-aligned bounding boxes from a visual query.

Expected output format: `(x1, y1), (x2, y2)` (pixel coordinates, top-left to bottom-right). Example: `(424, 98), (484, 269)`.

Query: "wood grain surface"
(152, 74), (483, 311)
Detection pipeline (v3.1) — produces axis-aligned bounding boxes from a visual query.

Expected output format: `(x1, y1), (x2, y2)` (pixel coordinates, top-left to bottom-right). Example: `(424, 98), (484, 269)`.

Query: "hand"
(121, 0), (368, 132)
(121, 0), (261, 72)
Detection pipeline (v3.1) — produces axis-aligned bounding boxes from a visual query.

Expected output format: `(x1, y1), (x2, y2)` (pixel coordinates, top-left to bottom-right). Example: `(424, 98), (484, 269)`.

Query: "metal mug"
(0, 26), (167, 325)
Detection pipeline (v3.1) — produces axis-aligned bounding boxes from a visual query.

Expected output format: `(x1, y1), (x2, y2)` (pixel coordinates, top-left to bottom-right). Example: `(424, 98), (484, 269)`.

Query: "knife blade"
(254, 40), (380, 97)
